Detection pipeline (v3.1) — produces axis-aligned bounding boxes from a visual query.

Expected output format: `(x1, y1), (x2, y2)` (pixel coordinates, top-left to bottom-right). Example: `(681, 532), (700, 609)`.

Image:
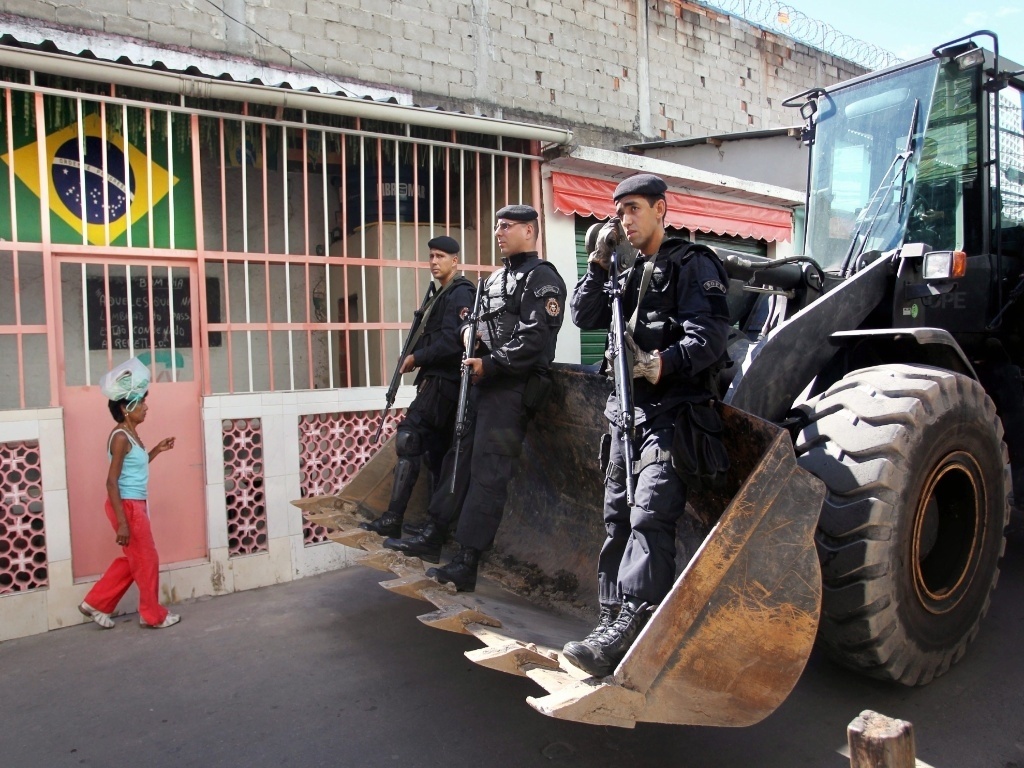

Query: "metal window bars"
(0, 74), (540, 404)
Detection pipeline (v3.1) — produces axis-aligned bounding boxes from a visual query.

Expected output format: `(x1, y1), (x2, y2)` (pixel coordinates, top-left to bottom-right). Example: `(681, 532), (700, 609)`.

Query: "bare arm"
(106, 432), (131, 546)
(148, 437), (176, 462)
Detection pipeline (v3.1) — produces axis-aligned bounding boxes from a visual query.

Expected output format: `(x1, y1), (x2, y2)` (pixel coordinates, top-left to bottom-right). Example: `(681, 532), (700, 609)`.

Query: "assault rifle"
(586, 219), (639, 504)
(450, 277), (486, 493)
(372, 283), (436, 443)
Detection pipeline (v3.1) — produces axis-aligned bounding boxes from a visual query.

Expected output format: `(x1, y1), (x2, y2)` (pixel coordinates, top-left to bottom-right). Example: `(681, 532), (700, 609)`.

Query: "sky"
(776, 0), (1023, 69)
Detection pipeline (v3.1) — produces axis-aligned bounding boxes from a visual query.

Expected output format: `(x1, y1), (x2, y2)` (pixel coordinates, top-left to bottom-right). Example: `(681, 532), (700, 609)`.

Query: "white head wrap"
(99, 358), (151, 411)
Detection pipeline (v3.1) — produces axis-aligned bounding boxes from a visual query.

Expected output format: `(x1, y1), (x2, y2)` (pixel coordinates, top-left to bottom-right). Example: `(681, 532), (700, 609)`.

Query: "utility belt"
(637, 362), (725, 401)
(417, 374), (460, 402)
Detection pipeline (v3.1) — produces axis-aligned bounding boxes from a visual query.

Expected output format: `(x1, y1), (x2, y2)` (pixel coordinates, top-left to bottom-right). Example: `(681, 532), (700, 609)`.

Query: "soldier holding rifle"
(359, 236), (475, 538)
(565, 174), (731, 678)
(385, 204), (566, 593)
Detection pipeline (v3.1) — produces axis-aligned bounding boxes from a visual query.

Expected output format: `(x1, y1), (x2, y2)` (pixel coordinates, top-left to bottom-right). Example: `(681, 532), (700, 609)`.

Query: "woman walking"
(79, 361), (180, 629)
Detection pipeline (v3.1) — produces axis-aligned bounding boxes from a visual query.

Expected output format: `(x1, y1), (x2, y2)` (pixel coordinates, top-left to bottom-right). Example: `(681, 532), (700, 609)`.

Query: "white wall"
(643, 135), (810, 192)
(541, 173), (581, 365)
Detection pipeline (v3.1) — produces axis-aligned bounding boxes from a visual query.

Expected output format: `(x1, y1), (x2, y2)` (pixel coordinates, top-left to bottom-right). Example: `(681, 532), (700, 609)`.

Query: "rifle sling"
(626, 260), (654, 335)
(404, 280), (453, 353)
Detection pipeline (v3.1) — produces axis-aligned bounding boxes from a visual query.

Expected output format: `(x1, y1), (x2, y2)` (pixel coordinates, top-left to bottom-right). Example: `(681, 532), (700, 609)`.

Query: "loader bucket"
(295, 365), (825, 728)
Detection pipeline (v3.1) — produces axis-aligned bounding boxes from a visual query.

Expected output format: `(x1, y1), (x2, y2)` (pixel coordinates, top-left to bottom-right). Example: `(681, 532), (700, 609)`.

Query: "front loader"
(296, 32), (1024, 727)
(296, 367), (824, 728)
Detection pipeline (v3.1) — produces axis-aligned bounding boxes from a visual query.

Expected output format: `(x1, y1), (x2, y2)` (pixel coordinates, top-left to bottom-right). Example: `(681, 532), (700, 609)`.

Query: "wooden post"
(847, 710), (916, 768)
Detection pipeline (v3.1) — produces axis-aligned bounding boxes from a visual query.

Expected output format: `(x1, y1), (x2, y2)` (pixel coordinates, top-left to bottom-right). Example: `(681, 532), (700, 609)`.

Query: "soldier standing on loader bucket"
(384, 204), (567, 592)
(359, 236), (476, 539)
(565, 174), (732, 678)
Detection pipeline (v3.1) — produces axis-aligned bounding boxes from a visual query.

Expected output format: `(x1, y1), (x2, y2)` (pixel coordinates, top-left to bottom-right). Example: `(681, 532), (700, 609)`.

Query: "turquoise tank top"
(108, 429), (149, 500)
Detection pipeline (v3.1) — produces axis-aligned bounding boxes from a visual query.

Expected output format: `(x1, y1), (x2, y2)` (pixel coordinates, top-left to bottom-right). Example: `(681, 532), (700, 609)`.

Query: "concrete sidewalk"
(2, 540), (1024, 768)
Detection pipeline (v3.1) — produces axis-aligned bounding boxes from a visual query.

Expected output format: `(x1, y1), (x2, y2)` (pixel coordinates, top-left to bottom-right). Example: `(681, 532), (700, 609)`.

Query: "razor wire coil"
(695, 0), (902, 70)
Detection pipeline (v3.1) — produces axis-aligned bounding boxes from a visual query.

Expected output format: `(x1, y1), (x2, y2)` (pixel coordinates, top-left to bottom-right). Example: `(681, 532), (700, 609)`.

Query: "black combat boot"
(383, 521), (446, 563)
(561, 597), (652, 678)
(401, 520), (426, 536)
(358, 511), (403, 538)
(426, 546), (480, 592)
(561, 603), (619, 664)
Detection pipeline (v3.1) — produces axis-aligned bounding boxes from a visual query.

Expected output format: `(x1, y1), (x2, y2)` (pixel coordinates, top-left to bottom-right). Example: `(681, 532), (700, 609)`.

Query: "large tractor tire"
(795, 364), (1010, 685)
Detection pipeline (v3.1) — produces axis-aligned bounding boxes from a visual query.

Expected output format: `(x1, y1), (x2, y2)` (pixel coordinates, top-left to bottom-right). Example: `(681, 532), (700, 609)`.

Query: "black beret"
(613, 173), (668, 201)
(495, 204), (539, 222)
(427, 235), (460, 254)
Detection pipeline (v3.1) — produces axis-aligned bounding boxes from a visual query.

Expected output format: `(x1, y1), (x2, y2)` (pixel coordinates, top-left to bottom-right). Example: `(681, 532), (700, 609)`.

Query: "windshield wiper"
(896, 99), (920, 221)
(840, 99), (920, 276)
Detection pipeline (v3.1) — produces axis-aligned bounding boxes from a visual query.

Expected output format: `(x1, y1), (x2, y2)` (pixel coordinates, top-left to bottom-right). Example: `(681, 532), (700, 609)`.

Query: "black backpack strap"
(675, 241), (729, 281)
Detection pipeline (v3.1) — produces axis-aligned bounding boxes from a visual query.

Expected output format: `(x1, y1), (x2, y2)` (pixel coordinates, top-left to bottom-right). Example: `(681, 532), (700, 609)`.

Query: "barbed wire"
(696, 0), (902, 70)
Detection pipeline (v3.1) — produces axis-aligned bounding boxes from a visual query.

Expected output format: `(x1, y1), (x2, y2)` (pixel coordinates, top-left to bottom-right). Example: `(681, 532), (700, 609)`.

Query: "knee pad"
(395, 428), (422, 457)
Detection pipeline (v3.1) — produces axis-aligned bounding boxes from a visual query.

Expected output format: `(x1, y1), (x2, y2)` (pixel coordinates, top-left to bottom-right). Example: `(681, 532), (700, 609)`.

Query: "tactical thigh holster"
(522, 370), (554, 413)
(671, 400), (730, 491)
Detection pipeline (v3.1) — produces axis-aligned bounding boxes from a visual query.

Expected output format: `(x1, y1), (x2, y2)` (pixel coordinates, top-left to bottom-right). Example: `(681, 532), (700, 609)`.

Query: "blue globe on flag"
(51, 135), (134, 225)
(1, 112), (176, 245)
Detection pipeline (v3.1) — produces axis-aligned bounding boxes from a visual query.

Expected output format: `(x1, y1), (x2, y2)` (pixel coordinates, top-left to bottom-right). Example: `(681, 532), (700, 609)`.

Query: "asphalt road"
(3, 520), (1023, 768)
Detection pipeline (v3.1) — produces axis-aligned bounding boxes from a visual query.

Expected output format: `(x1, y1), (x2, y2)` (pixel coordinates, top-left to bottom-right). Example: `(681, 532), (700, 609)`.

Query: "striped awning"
(551, 172), (792, 242)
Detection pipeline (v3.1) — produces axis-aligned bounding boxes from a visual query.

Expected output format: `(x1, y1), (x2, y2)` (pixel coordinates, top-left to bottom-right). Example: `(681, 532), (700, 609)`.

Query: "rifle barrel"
(450, 277), (486, 493)
(372, 283), (436, 443)
(609, 248), (637, 505)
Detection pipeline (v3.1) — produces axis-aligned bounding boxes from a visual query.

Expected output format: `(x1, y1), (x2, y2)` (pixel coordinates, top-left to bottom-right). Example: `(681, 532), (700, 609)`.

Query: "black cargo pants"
(597, 410), (703, 607)
(422, 379), (529, 552)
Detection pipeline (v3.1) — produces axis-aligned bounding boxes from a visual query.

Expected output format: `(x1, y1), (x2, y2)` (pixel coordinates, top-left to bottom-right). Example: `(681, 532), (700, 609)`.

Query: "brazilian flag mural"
(0, 93), (195, 248)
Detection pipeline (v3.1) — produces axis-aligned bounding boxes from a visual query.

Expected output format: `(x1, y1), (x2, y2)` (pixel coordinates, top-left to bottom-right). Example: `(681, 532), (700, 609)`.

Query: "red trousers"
(83, 499), (169, 626)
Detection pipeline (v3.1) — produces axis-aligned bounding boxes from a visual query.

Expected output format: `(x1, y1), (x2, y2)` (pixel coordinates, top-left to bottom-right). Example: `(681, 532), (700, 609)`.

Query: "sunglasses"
(494, 221), (528, 232)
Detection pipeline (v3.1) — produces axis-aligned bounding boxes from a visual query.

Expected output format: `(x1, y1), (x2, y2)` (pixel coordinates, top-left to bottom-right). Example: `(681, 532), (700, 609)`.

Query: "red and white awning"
(550, 171), (793, 243)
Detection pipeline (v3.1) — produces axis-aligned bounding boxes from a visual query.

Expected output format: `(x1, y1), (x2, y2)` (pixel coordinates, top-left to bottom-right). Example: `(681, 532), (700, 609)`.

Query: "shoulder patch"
(458, 306), (470, 321)
(534, 284), (561, 298)
(701, 279), (728, 295)
(545, 298), (561, 317)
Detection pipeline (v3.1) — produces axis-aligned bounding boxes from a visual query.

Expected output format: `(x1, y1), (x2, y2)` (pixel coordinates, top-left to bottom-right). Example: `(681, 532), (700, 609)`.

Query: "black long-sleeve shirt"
(472, 252), (566, 382)
(570, 237), (731, 421)
(412, 276), (476, 385)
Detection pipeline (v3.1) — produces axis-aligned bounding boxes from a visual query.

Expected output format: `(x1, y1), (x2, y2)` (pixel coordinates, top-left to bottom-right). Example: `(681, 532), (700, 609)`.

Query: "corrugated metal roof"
(0, 20), (574, 145)
(0, 13), (410, 104)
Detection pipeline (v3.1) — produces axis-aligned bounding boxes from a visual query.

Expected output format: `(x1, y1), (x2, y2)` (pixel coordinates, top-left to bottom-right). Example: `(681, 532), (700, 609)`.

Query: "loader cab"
(794, 34), (1024, 334)
(802, 58), (974, 272)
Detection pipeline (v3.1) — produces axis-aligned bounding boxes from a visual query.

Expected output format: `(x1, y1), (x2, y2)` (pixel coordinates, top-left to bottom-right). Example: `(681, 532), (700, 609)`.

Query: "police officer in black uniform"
(563, 174), (731, 677)
(359, 235), (475, 538)
(384, 205), (566, 592)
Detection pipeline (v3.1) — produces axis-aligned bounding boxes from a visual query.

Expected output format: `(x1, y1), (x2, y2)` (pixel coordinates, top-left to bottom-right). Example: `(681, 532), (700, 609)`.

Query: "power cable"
(198, 0), (355, 96)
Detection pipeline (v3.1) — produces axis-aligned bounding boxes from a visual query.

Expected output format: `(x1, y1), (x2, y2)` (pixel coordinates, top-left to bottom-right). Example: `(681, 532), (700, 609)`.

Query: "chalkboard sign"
(86, 275), (221, 350)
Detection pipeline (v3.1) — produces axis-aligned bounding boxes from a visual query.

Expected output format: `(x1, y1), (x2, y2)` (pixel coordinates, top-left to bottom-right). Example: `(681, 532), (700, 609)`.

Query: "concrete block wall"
(4, 0), (867, 147)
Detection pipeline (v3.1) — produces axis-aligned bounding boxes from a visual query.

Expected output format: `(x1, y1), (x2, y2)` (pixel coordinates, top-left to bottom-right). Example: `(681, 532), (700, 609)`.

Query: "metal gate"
(55, 256), (207, 579)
